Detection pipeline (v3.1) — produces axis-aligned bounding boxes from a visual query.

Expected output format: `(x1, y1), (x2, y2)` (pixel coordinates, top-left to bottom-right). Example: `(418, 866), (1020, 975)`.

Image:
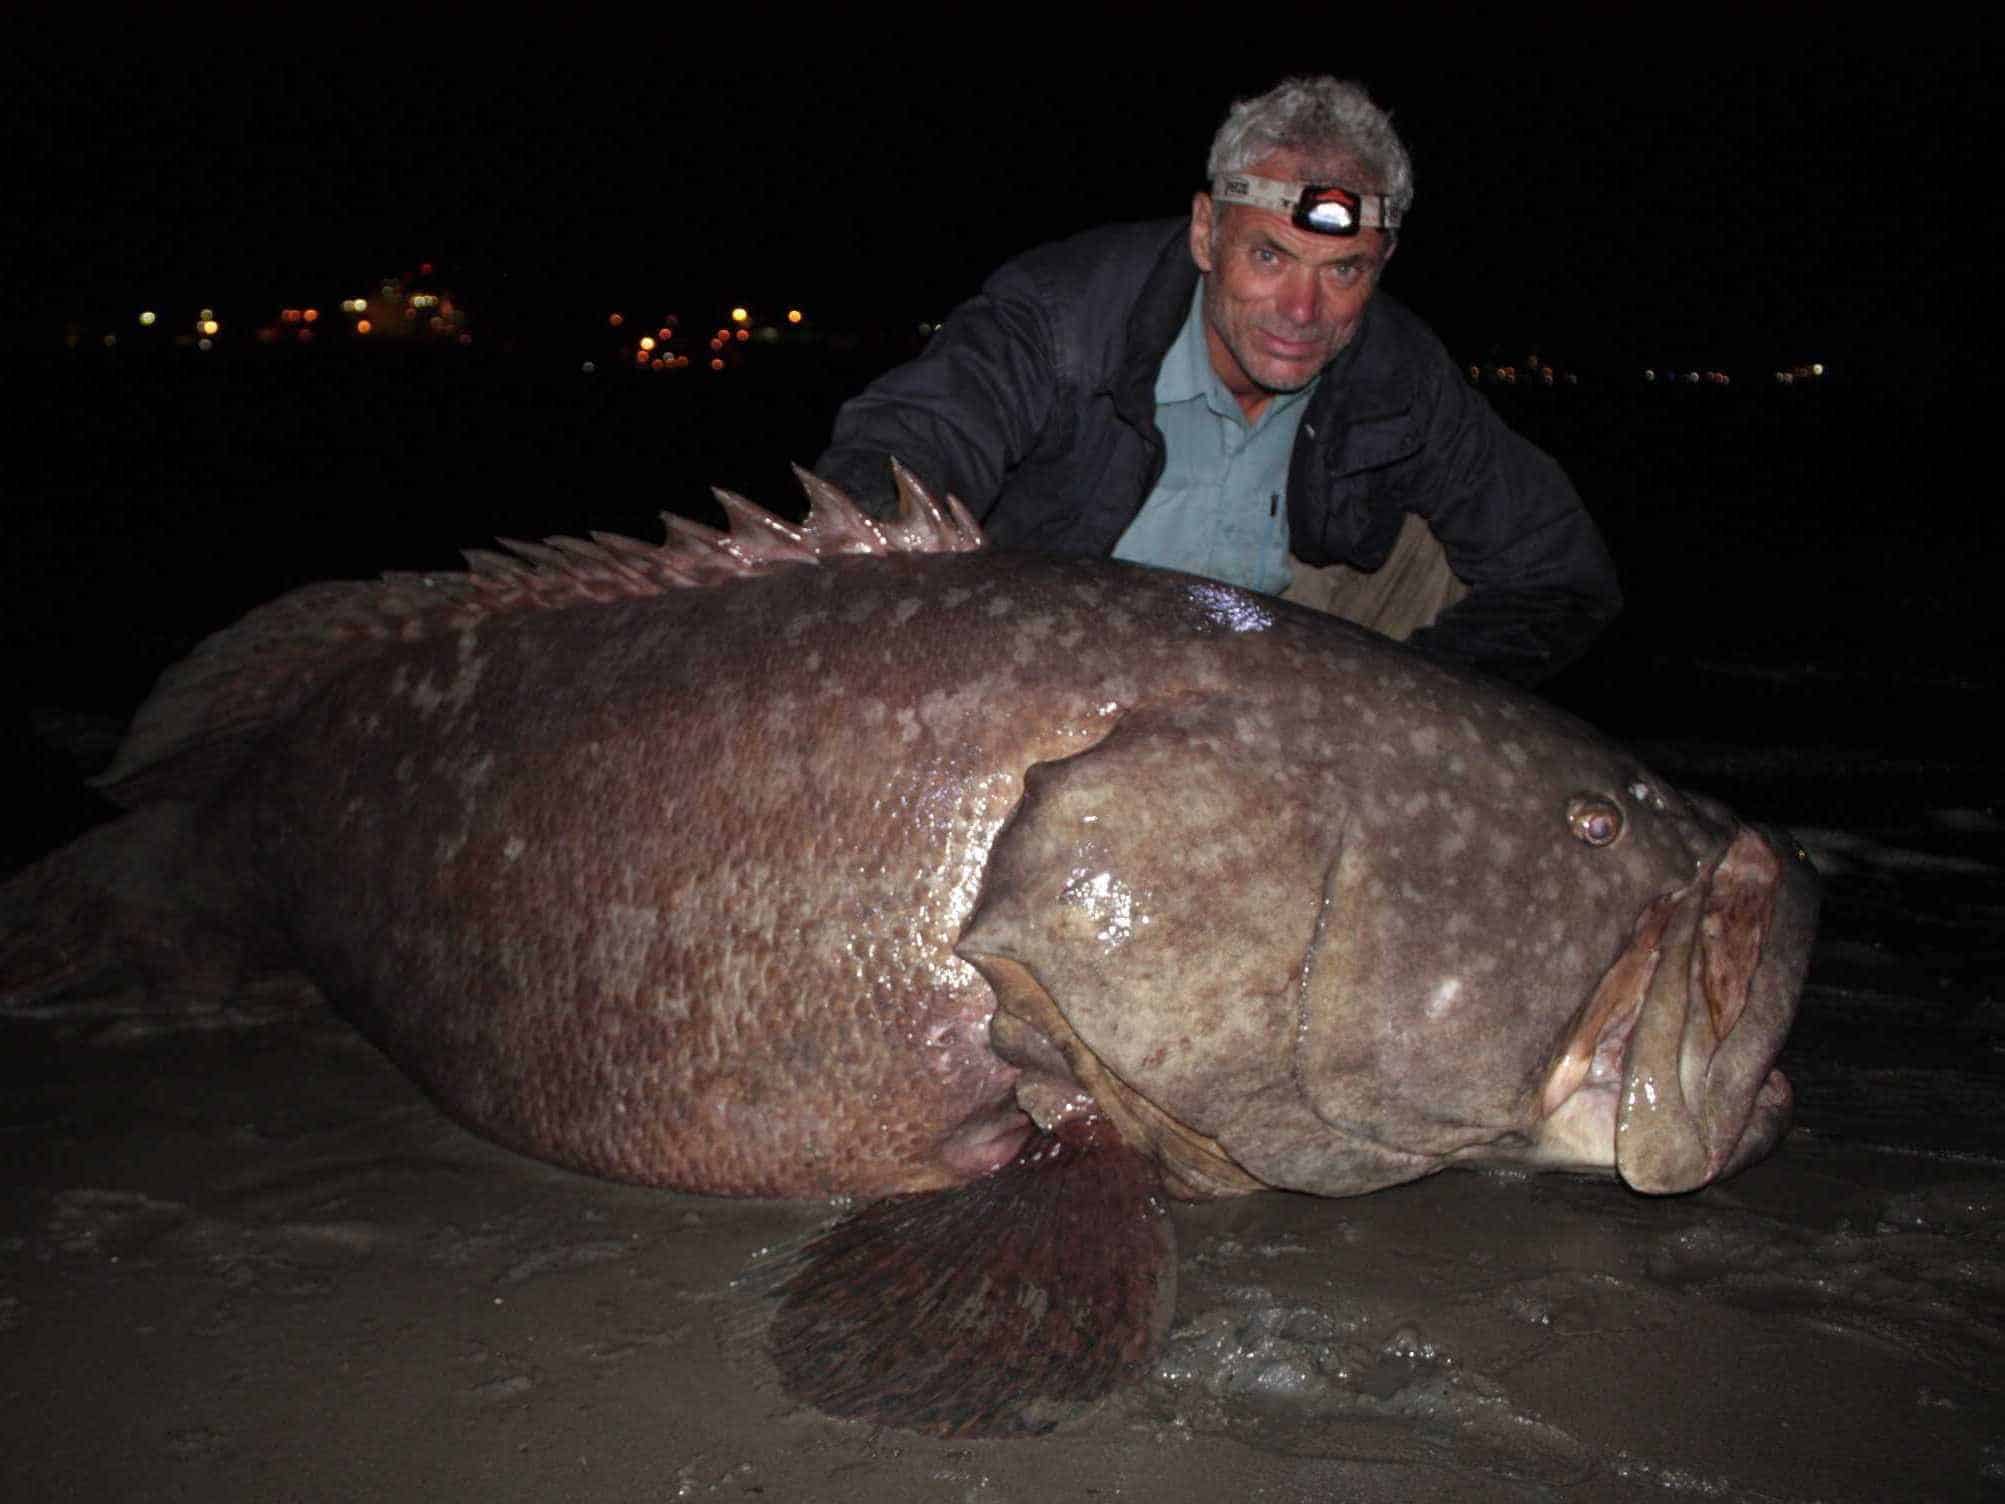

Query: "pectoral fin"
(760, 1118), (1175, 1436)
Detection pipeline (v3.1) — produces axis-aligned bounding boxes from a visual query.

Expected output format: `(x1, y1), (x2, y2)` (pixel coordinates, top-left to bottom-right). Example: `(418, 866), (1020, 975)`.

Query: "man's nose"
(1277, 267), (1323, 328)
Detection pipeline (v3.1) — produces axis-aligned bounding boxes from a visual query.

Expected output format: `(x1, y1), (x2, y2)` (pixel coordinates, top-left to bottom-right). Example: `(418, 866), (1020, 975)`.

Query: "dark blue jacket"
(818, 218), (1620, 686)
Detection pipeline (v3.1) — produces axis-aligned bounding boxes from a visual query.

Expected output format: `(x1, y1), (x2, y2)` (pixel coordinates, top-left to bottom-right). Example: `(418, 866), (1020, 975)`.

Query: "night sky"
(14, 28), (1984, 385)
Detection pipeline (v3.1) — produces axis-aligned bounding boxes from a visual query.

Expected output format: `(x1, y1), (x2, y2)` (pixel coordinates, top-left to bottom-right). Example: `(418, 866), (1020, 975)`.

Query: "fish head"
(962, 664), (1817, 1201)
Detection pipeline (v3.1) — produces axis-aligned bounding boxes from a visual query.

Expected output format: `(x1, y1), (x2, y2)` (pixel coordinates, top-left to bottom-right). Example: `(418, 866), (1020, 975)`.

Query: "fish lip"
(1614, 825), (1819, 1193)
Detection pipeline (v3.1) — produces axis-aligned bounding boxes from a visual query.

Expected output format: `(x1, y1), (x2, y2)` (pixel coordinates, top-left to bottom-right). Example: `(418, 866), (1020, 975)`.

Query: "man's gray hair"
(1206, 77), (1415, 220)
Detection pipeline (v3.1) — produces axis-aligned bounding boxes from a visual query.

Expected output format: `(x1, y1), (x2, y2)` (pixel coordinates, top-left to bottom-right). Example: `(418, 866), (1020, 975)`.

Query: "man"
(816, 77), (1618, 687)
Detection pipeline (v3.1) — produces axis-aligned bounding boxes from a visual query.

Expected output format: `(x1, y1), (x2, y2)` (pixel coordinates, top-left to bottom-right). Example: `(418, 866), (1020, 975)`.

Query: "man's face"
(1190, 152), (1393, 403)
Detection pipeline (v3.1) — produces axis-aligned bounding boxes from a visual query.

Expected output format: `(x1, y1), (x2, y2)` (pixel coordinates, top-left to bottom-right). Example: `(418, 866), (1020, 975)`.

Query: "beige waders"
(1280, 512), (1469, 642)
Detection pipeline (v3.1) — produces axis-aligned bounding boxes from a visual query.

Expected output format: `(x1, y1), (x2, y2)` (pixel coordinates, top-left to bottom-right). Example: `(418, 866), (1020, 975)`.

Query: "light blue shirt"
(1111, 286), (1315, 596)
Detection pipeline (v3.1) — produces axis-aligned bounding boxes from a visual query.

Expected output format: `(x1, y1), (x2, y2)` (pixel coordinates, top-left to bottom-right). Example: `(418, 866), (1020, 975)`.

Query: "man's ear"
(1188, 192), (1216, 273)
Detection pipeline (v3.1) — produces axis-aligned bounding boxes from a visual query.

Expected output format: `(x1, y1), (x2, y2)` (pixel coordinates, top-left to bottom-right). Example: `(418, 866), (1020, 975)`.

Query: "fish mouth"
(1538, 824), (1819, 1193)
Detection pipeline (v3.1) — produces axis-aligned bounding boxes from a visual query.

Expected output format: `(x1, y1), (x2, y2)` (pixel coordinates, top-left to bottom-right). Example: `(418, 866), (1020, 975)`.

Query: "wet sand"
(6, 967), (2000, 1503)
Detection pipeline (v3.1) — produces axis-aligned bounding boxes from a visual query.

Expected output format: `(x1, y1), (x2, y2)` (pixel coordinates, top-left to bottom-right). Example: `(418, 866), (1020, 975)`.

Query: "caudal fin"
(0, 805), (299, 1030)
(753, 1117), (1176, 1436)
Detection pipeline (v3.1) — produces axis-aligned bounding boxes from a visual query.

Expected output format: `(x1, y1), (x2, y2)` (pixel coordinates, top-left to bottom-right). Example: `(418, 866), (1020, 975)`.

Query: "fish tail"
(0, 804), (296, 1029)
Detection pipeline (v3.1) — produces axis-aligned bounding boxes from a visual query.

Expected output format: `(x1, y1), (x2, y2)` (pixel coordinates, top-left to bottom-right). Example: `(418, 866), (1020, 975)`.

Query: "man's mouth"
(1260, 330), (1324, 352)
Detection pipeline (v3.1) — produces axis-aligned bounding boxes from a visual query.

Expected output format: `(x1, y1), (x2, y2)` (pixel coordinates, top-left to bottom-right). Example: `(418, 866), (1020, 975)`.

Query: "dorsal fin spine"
(92, 466), (981, 810)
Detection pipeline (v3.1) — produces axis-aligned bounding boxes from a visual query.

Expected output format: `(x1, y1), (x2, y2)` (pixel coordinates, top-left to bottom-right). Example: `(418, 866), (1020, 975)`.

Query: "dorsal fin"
(93, 465), (982, 809)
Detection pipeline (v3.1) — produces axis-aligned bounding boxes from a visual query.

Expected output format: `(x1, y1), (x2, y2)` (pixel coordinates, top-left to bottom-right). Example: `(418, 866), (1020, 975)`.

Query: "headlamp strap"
(1211, 173), (1402, 236)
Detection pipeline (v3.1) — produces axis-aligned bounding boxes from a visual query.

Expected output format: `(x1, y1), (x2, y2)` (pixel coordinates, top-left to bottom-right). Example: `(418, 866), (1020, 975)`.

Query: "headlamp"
(1210, 173), (1402, 236)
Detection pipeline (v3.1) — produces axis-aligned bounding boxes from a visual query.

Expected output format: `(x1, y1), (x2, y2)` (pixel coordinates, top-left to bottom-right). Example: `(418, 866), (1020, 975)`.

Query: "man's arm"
(1401, 354), (1622, 687)
(816, 272), (1064, 521)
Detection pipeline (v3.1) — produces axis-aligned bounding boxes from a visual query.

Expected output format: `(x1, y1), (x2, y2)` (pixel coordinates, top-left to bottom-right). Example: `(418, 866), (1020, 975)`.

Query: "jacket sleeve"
(1399, 345), (1622, 687)
(815, 265), (1065, 520)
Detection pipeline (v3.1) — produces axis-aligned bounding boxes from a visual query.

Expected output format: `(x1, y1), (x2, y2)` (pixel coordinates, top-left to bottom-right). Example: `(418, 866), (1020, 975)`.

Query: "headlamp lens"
(1296, 185), (1362, 236)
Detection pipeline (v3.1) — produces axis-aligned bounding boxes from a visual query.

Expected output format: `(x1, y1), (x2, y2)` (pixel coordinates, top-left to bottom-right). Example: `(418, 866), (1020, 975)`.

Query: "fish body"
(5, 471), (1817, 1433)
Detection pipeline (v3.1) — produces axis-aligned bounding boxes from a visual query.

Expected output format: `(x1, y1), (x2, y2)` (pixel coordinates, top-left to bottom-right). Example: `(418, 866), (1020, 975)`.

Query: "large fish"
(2, 466), (1816, 1435)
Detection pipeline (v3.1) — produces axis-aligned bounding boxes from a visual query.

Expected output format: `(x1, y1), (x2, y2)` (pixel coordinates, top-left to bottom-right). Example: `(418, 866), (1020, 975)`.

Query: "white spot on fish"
(503, 835), (526, 861)
(892, 597), (922, 626)
(1427, 977), (1463, 1018)
(895, 707), (920, 745)
(588, 904), (661, 1001)
(782, 609), (829, 641)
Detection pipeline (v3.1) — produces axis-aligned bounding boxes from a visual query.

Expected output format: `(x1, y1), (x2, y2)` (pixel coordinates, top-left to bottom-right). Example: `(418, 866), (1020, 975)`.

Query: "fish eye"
(1566, 794), (1625, 847)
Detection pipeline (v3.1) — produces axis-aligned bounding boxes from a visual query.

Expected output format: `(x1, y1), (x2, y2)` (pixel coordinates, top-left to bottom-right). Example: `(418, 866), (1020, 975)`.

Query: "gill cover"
(960, 698), (1439, 1196)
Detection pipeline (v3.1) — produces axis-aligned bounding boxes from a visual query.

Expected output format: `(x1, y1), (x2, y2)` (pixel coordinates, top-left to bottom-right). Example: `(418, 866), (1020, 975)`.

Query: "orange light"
(609, 313), (625, 327)
(199, 319), (220, 336)
(734, 328), (748, 342)
(656, 327), (672, 342)
(302, 308), (318, 323)
(710, 357), (724, 371)
(356, 319), (373, 335)
(787, 309), (802, 324)
(639, 336), (657, 351)
(730, 307), (748, 323)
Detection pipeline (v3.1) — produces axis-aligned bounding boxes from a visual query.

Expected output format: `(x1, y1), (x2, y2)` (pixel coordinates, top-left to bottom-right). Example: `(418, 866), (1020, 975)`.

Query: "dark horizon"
(13, 34), (1983, 387)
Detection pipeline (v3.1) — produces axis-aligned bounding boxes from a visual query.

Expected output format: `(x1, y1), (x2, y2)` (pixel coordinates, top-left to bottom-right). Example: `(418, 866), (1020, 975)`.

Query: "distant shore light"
(356, 319), (373, 335)
(730, 307), (748, 324)
(786, 309), (803, 324)
(138, 310), (156, 326)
